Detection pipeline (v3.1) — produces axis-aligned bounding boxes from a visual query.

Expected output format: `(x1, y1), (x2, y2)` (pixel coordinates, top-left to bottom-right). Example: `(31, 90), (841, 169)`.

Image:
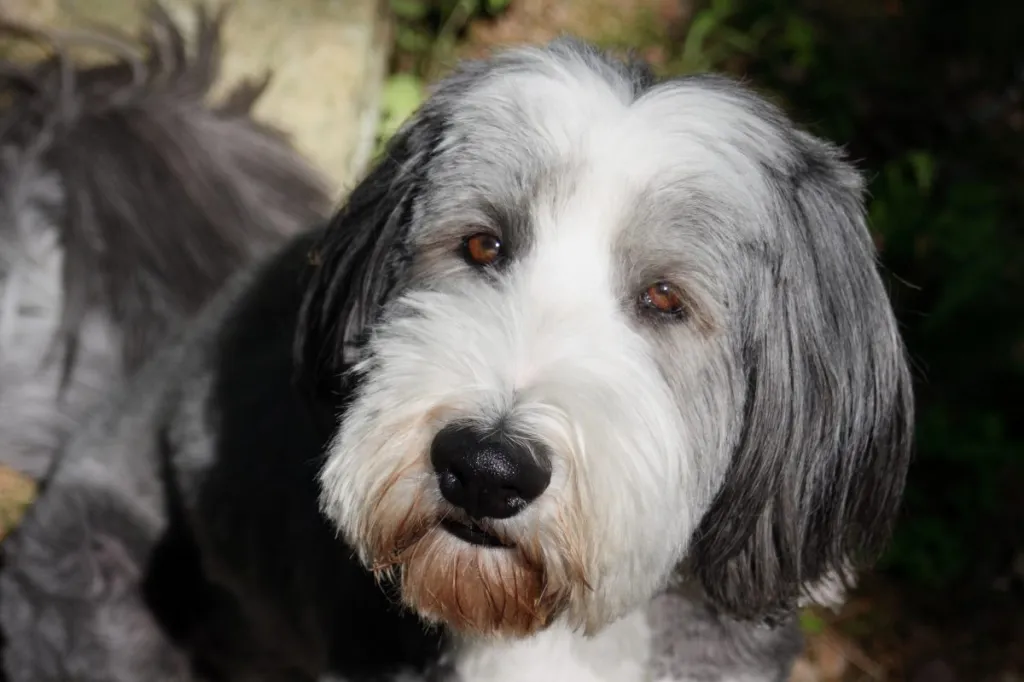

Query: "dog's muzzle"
(356, 419), (577, 636)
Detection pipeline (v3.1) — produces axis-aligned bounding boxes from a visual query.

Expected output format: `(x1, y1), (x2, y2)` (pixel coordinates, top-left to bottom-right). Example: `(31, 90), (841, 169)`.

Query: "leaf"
(800, 609), (827, 635)
(439, 0), (472, 16)
(783, 16), (817, 69)
(907, 150), (936, 193)
(395, 25), (433, 53)
(380, 74), (426, 130)
(390, 0), (429, 21)
(0, 466), (36, 542)
(680, 10), (721, 72)
(376, 74), (427, 155)
(710, 0), (734, 19)
(483, 0), (512, 13)
(720, 27), (758, 53)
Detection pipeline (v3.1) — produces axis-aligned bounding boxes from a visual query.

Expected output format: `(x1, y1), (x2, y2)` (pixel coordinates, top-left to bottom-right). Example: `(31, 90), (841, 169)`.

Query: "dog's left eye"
(462, 233), (503, 268)
(639, 282), (688, 319)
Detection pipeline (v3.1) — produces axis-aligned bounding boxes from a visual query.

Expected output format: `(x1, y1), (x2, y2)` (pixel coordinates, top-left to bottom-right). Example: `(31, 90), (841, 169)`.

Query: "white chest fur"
(451, 609), (652, 682)
(430, 592), (794, 682)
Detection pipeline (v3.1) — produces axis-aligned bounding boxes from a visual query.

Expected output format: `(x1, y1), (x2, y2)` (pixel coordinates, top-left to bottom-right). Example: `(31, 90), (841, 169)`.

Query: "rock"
(47, 0), (392, 189)
(0, 0), (58, 24)
(789, 657), (821, 682)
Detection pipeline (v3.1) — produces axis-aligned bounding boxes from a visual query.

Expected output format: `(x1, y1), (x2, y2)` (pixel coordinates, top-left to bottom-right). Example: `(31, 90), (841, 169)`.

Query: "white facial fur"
(314, 40), (912, 640)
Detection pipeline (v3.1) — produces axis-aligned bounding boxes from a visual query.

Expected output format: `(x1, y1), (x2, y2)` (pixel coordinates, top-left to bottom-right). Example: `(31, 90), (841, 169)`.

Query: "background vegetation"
(379, 1), (1024, 679)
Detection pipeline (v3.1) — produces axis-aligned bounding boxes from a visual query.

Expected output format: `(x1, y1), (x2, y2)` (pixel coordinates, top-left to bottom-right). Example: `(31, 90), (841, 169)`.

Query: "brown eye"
(640, 281), (687, 318)
(463, 233), (502, 267)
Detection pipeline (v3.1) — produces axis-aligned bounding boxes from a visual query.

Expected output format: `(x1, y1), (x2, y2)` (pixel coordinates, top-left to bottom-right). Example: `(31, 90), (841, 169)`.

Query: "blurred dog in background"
(0, 4), (330, 482)
(0, 8), (328, 675)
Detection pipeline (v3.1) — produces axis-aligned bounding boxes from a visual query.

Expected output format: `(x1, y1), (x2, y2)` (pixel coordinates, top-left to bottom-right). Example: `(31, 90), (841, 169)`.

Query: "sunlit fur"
(311, 39), (913, 638)
(0, 4), (329, 479)
(0, 38), (912, 682)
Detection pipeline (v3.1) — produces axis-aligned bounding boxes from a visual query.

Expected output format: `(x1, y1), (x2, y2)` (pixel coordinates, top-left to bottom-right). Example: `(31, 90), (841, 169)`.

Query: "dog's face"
(305, 41), (912, 639)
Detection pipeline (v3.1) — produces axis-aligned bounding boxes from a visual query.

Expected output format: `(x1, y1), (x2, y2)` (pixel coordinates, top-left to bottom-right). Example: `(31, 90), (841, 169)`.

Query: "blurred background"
(1, 0), (1021, 680)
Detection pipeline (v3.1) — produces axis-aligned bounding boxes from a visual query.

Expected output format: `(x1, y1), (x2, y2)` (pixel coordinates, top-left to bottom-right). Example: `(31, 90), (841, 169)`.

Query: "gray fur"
(1, 37), (911, 682)
(305, 39), (912, 620)
(646, 588), (803, 681)
(0, 2), (330, 478)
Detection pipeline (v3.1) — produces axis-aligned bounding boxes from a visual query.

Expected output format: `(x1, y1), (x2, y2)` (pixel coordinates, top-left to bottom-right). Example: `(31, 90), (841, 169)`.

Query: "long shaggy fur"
(1, 38), (912, 682)
(0, 3), (331, 478)
(311, 40), (913, 633)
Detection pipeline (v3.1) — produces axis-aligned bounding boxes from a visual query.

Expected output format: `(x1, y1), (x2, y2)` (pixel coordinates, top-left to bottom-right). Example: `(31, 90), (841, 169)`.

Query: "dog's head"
(301, 40), (913, 639)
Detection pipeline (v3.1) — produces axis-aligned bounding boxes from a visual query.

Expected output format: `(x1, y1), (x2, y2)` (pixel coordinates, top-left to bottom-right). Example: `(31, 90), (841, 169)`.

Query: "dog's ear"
(295, 108), (445, 401)
(691, 136), (914, 620)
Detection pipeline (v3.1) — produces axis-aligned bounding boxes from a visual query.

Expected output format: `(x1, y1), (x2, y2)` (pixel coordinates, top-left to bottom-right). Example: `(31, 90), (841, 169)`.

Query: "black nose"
(430, 424), (551, 520)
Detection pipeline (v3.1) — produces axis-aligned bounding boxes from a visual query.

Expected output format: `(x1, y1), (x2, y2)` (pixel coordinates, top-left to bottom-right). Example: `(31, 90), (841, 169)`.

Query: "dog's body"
(2, 226), (803, 681)
(1, 38), (912, 682)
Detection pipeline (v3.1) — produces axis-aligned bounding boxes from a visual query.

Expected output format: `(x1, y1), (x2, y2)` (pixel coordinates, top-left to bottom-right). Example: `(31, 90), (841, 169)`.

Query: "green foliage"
(380, 0), (512, 151)
(388, 0), (509, 78)
(375, 74), (427, 157)
(799, 609), (827, 635)
(674, 0), (771, 73)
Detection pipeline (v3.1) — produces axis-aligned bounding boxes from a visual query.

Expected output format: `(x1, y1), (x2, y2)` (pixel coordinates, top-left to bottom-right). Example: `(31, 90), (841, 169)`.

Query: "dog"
(0, 38), (913, 681)
(0, 4), (330, 481)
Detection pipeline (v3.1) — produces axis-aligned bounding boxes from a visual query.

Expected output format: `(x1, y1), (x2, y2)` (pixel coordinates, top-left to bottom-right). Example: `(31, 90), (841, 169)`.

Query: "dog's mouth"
(441, 517), (511, 548)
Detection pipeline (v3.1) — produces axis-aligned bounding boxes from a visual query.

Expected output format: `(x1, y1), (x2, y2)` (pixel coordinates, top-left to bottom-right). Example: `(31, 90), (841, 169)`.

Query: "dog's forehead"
(437, 52), (793, 198)
(423, 50), (803, 267)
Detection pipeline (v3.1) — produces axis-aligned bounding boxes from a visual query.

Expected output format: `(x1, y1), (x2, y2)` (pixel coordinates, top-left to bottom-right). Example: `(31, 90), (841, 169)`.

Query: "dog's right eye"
(462, 233), (503, 268)
(638, 281), (689, 320)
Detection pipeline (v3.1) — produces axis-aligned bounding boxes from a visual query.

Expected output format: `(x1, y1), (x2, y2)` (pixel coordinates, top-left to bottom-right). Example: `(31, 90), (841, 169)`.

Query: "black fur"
(149, 232), (450, 680)
(297, 106), (448, 402)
